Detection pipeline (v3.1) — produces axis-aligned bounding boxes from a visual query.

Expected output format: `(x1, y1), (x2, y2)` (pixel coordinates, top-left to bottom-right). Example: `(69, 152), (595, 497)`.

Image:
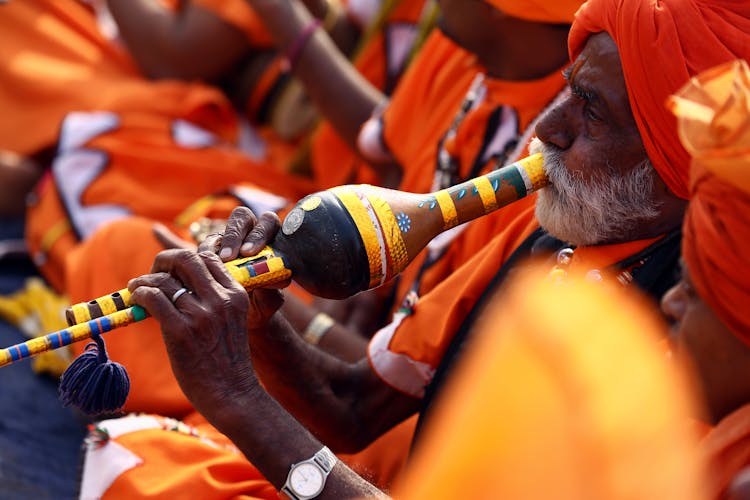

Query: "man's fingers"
(199, 251), (241, 290)
(240, 211), (281, 256)
(153, 223), (194, 250)
(197, 233), (223, 254)
(219, 207), (258, 262)
(128, 272), (181, 294)
(129, 285), (186, 332)
(150, 249), (222, 300)
(247, 288), (285, 325)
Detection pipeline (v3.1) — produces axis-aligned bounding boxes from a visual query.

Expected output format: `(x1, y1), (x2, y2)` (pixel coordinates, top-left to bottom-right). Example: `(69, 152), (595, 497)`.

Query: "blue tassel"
(58, 332), (130, 415)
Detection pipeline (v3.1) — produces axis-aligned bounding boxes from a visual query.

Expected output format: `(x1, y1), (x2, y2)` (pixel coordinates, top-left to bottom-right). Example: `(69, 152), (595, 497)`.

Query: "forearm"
(245, 0), (385, 151)
(250, 313), (365, 444)
(250, 312), (414, 451)
(106, 0), (248, 80)
(211, 384), (388, 499)
(281, 293), (368, 362)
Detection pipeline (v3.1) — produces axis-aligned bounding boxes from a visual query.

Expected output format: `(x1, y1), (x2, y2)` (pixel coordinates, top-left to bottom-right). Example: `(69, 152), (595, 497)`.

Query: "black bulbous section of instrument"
(272, 191), (370, 299)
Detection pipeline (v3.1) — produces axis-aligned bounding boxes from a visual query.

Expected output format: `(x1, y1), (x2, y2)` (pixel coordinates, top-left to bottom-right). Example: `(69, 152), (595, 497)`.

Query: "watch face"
(290, 462), (325, 497)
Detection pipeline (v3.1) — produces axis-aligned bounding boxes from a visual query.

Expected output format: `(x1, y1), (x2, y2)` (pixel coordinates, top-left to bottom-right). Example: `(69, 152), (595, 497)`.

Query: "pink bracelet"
(282, 18), (323, 71)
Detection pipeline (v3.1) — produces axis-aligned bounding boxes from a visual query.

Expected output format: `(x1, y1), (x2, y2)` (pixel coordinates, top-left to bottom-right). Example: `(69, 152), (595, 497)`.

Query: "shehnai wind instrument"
(1, 154), (546, 368)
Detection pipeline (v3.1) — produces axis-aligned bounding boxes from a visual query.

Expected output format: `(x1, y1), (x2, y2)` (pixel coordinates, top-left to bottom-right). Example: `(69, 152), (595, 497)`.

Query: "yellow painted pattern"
(472, 177), (499, 213)
(118, 289), (132, 306)
(367, 194), (409, 277)
(69, 287), (132, 325)
(227, 257), (292, 290)
(332, 188), (383, 285)
(70, 303), (92, 324)
(435, 191), (459, 230)
(518, 153), (548, 190)
(96, 296), (119, 316)
(300, 196), (322, 211)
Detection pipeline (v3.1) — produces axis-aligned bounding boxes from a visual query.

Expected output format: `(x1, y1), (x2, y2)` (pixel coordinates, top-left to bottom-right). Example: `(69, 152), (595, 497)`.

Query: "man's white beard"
(529, 137), (660, 246)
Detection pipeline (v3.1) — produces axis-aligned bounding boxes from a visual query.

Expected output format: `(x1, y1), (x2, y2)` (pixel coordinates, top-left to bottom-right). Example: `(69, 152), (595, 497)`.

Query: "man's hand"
(127, 249), (283, 417)
(199, 206), (283, 262)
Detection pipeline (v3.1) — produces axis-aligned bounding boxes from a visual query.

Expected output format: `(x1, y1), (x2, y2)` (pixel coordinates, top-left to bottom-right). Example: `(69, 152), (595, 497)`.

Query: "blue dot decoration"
(396, 212), (412, 233)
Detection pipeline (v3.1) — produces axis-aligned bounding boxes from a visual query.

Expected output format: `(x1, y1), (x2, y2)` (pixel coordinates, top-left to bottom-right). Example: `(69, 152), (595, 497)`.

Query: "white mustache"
(528, 137), (660, 246)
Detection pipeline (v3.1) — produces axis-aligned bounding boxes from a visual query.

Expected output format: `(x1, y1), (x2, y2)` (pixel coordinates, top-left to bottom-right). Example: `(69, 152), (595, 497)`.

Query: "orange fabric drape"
(396, 269), (706, 500)
(368, 202), (665, 398)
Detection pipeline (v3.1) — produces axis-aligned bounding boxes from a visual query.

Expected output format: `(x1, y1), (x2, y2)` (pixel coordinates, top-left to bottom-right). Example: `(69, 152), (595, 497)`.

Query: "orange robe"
(369, 206), (665, 398)
(10, 0), (314, 292)
(370, 28), (567, 322)
(310, 0), (431, 189)
(0, 0), (139, 156)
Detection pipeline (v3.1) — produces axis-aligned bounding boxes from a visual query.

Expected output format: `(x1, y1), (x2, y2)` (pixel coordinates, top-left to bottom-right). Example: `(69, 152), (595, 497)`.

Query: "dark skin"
(106, 0), (358, 81)
(242, 0), (572, 187)
(129, 32), (675, 498)
(437, 0), (570, 81)
(535, 33), (687, 242)
(661, 262), (750, 425)
(0, 150), (43, 217)
(128, 250), (387, 499)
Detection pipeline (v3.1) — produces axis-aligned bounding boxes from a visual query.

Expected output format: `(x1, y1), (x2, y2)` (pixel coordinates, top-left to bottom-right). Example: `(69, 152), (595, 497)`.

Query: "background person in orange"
(664, 59), (750, 500)
(396, 269), (707, 500)
(2, 0), (302, 416)
(61, 0), (580, 416)
(102, 0), (435, 185)
(258, 0), (580, 344)
(108, 1), (748, 498)
(72, 2), (578, 494)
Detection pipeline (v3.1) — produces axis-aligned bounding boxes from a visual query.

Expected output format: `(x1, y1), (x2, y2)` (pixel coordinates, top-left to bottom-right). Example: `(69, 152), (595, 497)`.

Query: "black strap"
(411, 228), (682, 449)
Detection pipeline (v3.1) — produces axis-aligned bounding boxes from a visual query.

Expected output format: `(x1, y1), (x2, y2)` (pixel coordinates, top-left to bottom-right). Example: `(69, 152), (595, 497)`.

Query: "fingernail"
(241, 243), (254, 254)
(220, 248), (232, 260)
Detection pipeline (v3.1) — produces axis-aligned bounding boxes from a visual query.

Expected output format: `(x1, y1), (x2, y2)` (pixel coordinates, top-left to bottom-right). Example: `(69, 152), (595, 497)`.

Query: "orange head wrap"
(669, 60), (750, 345)
(483, 0), (582, 24)
(568, 0), (750, 200)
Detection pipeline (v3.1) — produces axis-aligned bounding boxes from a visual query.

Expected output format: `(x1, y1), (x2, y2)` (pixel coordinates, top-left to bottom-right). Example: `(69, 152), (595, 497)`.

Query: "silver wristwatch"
(281, 446), (337, 500)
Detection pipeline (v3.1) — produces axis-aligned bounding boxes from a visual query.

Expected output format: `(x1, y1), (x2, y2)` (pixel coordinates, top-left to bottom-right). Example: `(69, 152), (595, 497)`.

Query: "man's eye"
(584, 105), (601, 122)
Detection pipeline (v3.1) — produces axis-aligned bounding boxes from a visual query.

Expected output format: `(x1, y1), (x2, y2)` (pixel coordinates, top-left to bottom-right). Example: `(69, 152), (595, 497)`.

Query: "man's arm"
(106, 0), (251, 80)
(245, 0), (401, 177)
(281, 292), (370, 362)
(250, 307), (420, 452)
(193, 208), (422, 450)
(128, 249), (392, 498)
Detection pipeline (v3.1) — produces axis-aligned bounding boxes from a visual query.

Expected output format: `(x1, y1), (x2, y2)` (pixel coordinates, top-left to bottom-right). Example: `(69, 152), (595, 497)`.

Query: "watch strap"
(312, 446), (337, 473)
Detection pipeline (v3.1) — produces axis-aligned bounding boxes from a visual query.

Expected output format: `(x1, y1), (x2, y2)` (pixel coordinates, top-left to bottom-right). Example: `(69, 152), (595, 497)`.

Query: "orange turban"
(568, 0), (750, 200)
(483, 0), (582, 24)
(669, 60), (750, 345)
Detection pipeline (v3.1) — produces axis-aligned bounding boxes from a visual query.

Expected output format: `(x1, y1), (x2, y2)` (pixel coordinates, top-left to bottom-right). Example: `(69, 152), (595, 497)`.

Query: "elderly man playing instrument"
(124, 0), (749, 498)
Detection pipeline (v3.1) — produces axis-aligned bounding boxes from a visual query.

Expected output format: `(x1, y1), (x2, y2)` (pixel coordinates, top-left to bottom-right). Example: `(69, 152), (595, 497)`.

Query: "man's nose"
(535, 100), (575, 151)
(660, 284), (687, 323)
